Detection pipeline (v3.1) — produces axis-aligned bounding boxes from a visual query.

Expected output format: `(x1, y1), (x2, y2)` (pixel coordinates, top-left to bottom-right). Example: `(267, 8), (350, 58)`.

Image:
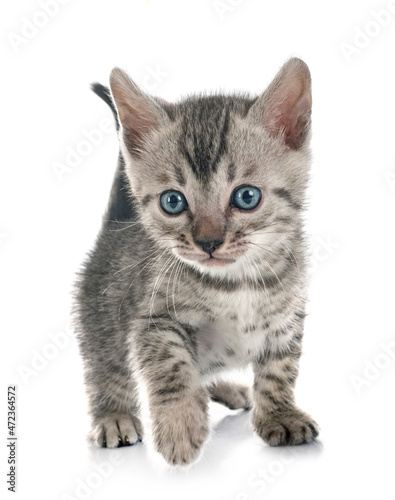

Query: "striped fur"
(74, 58), (319, 466)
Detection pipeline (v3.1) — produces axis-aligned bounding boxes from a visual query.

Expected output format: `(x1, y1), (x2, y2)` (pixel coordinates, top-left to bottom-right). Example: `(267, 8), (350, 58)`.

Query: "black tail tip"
(90, 82), (119, 129)
(90, 82), (113, 109)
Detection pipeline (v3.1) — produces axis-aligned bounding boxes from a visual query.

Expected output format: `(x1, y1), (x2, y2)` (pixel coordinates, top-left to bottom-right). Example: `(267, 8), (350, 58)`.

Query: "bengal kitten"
(75, 57), (319, 466)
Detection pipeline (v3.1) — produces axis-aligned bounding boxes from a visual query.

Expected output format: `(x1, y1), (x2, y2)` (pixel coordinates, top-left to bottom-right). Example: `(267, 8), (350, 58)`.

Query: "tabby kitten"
(75, 57), (319, 466)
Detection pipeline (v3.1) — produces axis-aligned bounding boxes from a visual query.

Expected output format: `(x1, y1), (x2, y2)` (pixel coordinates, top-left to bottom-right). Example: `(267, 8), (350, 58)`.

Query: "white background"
(2, 0), (395, 499)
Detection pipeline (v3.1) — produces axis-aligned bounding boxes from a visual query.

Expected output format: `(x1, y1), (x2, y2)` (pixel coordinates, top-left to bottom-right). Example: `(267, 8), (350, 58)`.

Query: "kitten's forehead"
(174, 95), (255, 184)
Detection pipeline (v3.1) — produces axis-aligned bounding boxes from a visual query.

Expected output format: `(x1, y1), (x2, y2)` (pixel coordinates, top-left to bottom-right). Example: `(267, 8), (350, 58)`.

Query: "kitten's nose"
(194, 239), (223, 255)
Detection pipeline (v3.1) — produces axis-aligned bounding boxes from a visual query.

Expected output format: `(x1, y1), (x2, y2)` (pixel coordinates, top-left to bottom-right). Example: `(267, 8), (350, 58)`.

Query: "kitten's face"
(125, 115), (309, 277)
(110, 58), (312, 277)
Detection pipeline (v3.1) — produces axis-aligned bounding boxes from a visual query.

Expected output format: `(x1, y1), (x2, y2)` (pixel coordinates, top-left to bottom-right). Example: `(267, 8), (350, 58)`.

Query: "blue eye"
(160, 190), (188, 215)
(231, 186), (262, 210)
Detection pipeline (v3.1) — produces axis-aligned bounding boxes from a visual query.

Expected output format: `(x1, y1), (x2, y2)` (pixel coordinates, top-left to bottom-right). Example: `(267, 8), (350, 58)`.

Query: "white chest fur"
(187, 286), (295, 375)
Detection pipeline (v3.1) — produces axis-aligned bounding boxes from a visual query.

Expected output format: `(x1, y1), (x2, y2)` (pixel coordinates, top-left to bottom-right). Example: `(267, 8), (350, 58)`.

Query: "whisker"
(101, 249), (162, 294)
(148, 254), (176, 328)
(252, 247), (286, 294)
(165, 257), (178, 320)
(250, 259), (270, 300)
(109, 221), (143, 232)
(117, 250), (166, 318)
(246, 241), (299, 273)
(279, 241), (300, 270)
(104, 219), (137, 224)
(113, 249), (162, 276)
(172, 258), (184, 320)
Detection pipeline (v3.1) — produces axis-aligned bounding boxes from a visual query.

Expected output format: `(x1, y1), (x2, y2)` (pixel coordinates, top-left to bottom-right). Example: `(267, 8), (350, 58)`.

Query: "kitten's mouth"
(200, 256), (236, 267)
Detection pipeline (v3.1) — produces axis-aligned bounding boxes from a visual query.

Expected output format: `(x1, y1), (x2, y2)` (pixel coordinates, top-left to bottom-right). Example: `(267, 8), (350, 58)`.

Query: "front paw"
(90, 413), (143, 448)
(151, 392), (209, 466)
(253, 408), (319, 446)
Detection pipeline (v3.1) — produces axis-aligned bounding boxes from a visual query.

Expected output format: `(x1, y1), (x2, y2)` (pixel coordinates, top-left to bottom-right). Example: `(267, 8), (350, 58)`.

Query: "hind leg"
(208, 381), (251, 410)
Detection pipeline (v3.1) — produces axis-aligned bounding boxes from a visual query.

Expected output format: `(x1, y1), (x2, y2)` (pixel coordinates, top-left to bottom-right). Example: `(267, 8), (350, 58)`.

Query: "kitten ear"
(249, 58), (312, 150)
(109, 67), (169, 156)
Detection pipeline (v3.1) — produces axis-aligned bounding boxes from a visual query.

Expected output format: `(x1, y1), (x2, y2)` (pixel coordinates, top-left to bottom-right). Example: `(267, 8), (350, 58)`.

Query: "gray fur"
(74, 57), (319, 465)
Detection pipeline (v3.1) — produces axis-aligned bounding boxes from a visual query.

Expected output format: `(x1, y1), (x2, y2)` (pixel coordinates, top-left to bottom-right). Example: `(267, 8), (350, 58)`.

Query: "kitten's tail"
(91, 82), (133, 221)
(90, 83), (120, 131)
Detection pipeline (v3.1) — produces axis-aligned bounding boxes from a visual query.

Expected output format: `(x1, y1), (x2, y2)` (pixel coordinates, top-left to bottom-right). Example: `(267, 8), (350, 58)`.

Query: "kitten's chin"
(176, 252), (240, 275)
(199, 257), (236, 267)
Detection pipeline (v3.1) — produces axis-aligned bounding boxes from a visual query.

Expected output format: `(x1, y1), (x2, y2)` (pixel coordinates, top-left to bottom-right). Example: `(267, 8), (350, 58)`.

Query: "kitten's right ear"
(109, 67), (169, 156)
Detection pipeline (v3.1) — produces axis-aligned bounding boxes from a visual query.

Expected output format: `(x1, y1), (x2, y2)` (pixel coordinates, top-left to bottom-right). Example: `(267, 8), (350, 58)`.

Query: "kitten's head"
(110, 58), (312, 278)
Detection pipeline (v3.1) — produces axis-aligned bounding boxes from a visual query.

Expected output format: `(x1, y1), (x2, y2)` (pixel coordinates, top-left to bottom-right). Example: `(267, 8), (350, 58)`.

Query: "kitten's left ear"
(248, 58), (312, 150)
(109, 67), (169, 156)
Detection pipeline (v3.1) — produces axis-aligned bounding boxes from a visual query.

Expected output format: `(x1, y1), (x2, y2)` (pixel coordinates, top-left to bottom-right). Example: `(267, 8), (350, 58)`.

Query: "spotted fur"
(74, 58), (319, 465)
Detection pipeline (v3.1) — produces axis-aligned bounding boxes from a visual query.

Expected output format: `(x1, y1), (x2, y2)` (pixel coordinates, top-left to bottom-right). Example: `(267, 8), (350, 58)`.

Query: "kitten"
(74, 57), (319, 466)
